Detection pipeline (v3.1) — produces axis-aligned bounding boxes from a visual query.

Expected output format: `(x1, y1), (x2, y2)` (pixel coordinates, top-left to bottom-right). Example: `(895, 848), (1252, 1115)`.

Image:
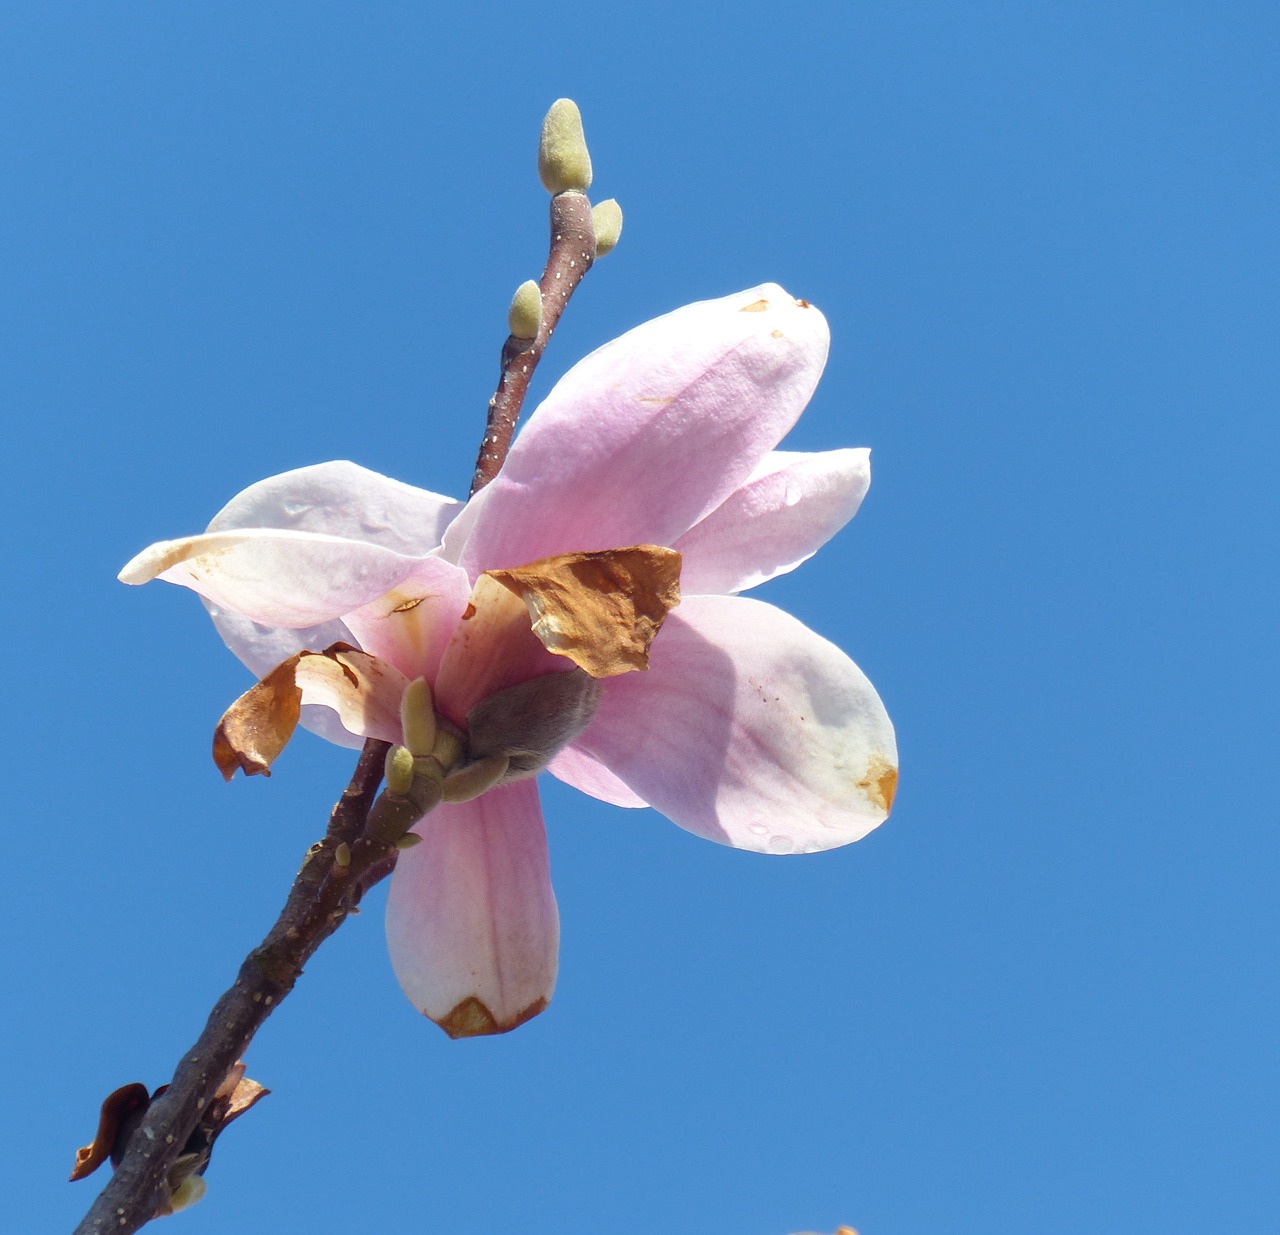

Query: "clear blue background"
(5, 4), (1277, 1233)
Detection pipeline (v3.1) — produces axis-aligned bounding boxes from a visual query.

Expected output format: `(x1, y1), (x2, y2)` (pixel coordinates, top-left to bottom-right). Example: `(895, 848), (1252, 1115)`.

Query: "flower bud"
(168, 1174), (207, 1213)
(384, 745), (416, 796)
(442, 754), (511, 803)
(591, 199), (623, 256)
(400, 677), (437, 757)
(466, 668), (602, 779)
(508, 280), (543, 340)
(538, 99), (592, 194)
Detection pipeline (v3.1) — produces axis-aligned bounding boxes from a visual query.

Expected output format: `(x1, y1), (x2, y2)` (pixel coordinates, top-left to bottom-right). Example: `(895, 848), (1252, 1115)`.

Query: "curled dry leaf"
(488, 545), (682, 677)
(69, 1082), (150, 1181)
(70, 1063), (269, 1215)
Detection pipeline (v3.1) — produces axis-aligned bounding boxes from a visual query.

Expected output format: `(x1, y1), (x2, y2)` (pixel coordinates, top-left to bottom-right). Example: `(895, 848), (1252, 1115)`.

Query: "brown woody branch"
(72, 740), (390, 1235)
(74, 183), (601, 1235)
(470, 191), (596, 496)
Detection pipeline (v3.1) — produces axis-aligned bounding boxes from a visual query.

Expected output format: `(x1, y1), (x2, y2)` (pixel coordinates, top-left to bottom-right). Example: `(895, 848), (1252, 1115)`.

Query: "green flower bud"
(168, 1174), (207, 1213)
(400, 677), (437, 757)
(384, 745), (416, 796)
(591, 199), (623, 256)
(538, 98), (592, 194)
(508, 280), (543, 340)
(442, 754), (511, 803)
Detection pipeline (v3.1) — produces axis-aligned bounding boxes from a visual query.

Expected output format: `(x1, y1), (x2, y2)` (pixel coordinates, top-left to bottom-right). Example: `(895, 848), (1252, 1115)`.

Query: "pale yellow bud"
(395, 832), (423, 851)
(333, 841), (351, 869)
(508, 280), (543, 340)
(591, 199), (623, 256)
(538, 98), (592, 194)
(400, 677), (437, 757)
(384, 745), (416, 796)
(168, 1175), (207, 1213)
(442, 754), (511, 803)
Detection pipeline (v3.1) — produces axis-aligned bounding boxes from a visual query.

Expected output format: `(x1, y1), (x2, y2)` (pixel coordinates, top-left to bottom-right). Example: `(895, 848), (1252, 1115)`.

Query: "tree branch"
(72, 740), (389, 1235)
(470, 191), (596, 495)
(76, 156), (601, 1235)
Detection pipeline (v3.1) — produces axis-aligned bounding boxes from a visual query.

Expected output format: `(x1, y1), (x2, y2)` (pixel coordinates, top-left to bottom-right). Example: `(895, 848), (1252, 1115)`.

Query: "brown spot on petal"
(796, 298), (812, 308)
(487, 546), (681, 678)
(857, 755), (898, 815)
(390, 594), (427, 614)
(771, 329), (785, 339)
(740, 298), (769, 312)
(433, 994), (549, 1039)
(461, 602), (477, 621)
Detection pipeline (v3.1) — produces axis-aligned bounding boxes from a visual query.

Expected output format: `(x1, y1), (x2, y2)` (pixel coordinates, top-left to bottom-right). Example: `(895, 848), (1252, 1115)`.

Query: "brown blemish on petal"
(433, 994), (549, 1039)
(740, 298), (770, 312)
(390, 594), (427, 614)
(771, 329), (784, 339)
(461, 602), (477, 621)
(795, 298), (812, 308)
(857, 755), (898, 815)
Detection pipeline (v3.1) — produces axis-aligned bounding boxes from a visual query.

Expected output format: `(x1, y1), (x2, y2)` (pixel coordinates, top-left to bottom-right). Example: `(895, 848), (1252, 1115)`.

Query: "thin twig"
(72, 740), (389, 1235)
(76, 176), (600, 1235)
(470, 191), (596, 495)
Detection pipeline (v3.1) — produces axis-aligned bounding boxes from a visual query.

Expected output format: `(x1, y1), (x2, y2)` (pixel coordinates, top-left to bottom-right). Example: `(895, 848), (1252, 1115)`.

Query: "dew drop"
(748, 823), (769, 837)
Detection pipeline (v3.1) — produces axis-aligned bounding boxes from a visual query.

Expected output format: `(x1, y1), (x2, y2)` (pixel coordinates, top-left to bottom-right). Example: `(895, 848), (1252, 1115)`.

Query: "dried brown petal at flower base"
(487, 545), (681, 678)
(212, 641), (392, 780)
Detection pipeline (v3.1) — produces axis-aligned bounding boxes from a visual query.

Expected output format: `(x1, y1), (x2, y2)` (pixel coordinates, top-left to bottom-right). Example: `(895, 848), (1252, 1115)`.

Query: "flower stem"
(72, 740), (390, 1235)
(470, 191), (596, 496)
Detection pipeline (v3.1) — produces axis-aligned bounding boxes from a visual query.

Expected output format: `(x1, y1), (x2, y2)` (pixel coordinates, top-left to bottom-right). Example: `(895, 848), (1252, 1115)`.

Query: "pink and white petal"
(448, 285), (829, 576)
(673, 448), (872, 595)
(294, 648), (408, 744)
(547, 744), (649, 809)
(205, 603), (364, 747)
(385, 780), (558, 1038)
(342, 556), (474, 683)
(206, 460), (463, 555)
(119, 529), (428, 628)
(571, 596), (898, 854)
(432, 574), (568, 728)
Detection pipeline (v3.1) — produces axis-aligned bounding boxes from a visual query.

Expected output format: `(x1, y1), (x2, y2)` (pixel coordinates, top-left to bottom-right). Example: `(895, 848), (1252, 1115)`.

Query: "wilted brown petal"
(69, 1082), (150, 1181)
(487, 546), (681, 677)
(212, 642), (391, 780)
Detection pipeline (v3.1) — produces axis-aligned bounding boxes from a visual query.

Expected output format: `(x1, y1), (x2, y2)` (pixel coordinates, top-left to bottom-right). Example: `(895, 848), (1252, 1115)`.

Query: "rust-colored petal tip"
(432, 995), (549, 1039)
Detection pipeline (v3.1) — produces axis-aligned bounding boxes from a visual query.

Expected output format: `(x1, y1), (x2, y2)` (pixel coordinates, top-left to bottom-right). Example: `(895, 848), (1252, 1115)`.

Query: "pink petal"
(673, 449), (871, 595)
(570, 596), (898, 854)
(293, 647), (407, 745)
(342, 557), (474, 683)
(546, 745), (648, 809)
(432, 575), (567, 728)
(447, 285), (830, 576)
(385, 781), (558, 1037)
(119, 529), (429, 628)
(206, 460), (463, 555)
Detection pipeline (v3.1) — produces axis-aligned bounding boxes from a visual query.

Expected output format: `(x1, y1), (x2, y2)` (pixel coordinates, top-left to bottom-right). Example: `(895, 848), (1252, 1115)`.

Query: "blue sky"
(6, 4), (1278, 1232)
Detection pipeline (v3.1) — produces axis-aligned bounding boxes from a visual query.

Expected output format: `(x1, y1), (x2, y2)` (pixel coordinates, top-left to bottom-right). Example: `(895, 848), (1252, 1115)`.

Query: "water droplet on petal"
(748, 823), (769, 837)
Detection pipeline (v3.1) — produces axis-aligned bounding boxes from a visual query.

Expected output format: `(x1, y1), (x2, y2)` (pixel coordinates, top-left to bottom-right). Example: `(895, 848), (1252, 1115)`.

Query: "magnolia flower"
(120, 284), (897, 1038)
